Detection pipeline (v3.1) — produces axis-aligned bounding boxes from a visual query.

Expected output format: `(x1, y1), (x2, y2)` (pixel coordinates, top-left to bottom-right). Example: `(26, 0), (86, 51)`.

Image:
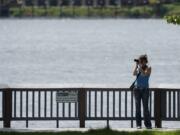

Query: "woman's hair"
(139, 54), (148, 63)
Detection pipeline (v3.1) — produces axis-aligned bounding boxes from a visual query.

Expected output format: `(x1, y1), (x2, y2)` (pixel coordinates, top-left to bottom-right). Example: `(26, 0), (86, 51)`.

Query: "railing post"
(78, 88), (86, 128)
(3, 88), (12, 128)
(154, 90), (162, 128)
(161, 91), (167, 119)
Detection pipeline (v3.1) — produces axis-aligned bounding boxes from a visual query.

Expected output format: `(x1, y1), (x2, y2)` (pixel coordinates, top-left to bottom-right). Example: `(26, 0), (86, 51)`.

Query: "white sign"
(56, 91), (78, 102)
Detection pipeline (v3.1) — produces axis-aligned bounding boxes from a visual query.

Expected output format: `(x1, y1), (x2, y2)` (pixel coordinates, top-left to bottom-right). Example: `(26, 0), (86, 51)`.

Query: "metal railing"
(0, 86), (180, 128)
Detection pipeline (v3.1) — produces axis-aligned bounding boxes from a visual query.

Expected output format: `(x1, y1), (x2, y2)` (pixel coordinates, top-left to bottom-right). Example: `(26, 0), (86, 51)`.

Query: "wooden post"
(178, 91), (180, 118)
(161, 91), (167, 119)
(154, 90), (162, 128)
(78, 89), (86, 128)
(3, 88), (12, 128)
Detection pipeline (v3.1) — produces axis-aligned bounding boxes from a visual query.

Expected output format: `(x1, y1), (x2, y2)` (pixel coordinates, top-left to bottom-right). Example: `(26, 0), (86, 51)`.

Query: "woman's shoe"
(146, 127), (152, 129)
(137, 126), (142, 129)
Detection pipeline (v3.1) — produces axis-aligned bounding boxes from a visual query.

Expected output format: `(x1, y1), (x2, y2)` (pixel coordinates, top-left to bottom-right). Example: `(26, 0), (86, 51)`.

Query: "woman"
(133, 54), (152, 129)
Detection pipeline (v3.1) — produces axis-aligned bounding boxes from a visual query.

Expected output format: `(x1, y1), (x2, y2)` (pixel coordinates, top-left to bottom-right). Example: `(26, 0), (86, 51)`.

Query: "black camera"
(134, 59), (139, 63)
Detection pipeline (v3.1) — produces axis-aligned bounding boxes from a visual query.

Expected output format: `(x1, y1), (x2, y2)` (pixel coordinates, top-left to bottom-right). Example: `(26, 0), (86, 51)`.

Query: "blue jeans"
(133, 87), (152, 127)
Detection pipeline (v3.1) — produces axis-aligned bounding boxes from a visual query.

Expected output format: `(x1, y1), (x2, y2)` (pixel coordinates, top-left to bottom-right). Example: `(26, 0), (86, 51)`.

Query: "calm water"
(0, 19), (180, 86)
(0, 19), (180, 128)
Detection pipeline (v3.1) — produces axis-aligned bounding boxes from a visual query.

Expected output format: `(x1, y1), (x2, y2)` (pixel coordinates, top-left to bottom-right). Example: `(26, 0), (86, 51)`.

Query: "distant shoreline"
(1, 3), (180, 19)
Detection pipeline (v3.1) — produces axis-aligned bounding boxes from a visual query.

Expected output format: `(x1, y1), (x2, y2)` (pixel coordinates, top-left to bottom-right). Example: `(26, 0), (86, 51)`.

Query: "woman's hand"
(133, 63), (139, 76)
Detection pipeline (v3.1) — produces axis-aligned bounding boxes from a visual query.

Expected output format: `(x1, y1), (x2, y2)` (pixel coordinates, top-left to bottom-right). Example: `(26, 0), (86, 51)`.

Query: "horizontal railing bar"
(10, 118), (154, 121)
(6, 88), (81, 91)
(86, 118), (155, 120)
(8, 118), (180, 121)
(151, 88), (180, 91)
(0, 88), (180, 91)
(162, 119), (180, 121)
(11, 118), (79, 120)
(65, 89), (171, 92)
(1, 88), (131, 91)
(10, 117), (178, 119)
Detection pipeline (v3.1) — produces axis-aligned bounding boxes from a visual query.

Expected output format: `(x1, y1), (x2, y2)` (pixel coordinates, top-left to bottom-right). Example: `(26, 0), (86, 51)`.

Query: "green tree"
(165, 15), (180, 25)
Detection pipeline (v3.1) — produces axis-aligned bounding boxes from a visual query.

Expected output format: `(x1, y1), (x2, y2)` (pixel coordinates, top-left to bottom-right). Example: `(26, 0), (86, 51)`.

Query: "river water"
(0, 19), (180, 128)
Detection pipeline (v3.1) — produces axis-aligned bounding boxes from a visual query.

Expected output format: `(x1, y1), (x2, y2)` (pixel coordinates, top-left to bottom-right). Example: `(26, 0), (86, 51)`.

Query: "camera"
(134, 59), (139, 63)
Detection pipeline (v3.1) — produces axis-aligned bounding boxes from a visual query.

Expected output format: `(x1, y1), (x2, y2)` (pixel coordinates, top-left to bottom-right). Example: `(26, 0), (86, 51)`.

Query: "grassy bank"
(0, 128), (180, 135)
(8, 3), (180, 18)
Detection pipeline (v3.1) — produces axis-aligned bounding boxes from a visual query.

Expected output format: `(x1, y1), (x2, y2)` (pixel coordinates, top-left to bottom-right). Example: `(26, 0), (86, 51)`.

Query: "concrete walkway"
(0, 128), (180, 133)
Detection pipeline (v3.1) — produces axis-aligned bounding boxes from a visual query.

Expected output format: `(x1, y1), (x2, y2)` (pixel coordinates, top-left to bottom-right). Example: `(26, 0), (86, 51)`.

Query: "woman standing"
(133, 54), (152, 129)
